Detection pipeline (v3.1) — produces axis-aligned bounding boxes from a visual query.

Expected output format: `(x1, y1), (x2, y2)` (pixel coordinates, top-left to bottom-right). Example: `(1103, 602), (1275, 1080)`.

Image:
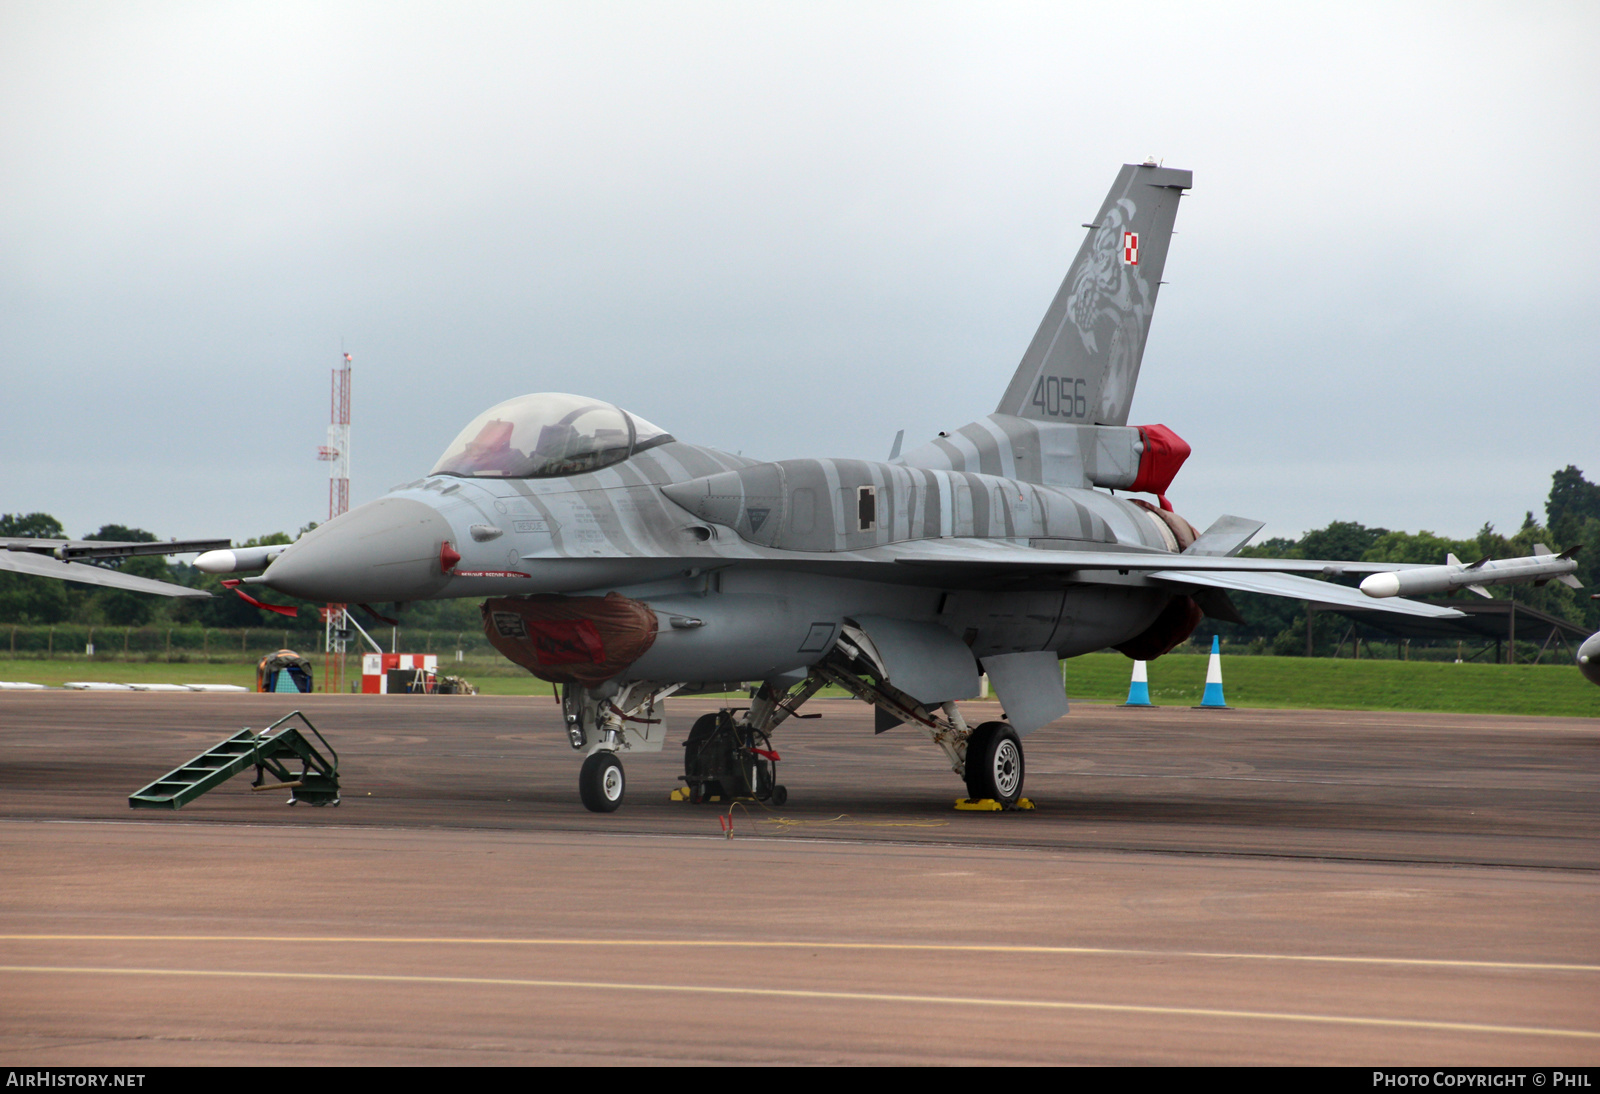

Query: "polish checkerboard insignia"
(1123, 231), (1139, 265)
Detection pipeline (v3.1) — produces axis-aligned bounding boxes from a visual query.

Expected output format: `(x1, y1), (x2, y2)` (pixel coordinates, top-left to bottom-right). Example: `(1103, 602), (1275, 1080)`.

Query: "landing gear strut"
(811, 624), (1027, 805)
(812, 627), (979, 788)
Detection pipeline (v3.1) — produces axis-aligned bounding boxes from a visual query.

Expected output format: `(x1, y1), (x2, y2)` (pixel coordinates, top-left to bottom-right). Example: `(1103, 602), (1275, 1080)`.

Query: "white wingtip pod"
(195, 546), (286, 574)
(1359, 572), (1401, 598)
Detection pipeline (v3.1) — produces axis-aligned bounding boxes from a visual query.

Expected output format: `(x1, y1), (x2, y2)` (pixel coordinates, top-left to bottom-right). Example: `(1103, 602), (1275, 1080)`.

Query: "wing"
(1147, 568), (1464, 619)
(881, 540), (1463, 618)
(2, 537), (229, 562)
(0, 543), (215, 598)
(887, 539), (1411, 575)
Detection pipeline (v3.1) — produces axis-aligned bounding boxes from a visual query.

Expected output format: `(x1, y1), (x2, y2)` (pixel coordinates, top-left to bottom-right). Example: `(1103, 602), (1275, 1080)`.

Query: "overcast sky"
(3, 1), (1596, 548)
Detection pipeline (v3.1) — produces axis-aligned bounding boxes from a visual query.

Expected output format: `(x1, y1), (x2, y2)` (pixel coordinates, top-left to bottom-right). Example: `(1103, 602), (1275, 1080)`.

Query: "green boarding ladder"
(128, 710), (340, 809)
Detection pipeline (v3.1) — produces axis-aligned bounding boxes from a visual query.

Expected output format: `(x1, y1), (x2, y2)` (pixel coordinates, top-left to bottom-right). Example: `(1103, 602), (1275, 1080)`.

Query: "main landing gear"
(813, 625), (1027, 808)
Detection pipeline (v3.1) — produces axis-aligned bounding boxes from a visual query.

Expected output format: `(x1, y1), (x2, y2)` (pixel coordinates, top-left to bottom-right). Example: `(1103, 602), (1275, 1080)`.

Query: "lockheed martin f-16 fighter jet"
(10, 164), (1584, 809)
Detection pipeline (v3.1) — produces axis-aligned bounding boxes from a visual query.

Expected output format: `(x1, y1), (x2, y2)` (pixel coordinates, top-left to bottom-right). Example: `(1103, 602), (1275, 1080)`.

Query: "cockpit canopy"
(430, 393), (673, 479)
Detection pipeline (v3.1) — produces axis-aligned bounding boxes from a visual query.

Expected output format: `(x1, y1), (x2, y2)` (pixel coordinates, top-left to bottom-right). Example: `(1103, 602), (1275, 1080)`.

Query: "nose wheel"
(579, 751), (626, 812)
(964, 721), (1024, 806)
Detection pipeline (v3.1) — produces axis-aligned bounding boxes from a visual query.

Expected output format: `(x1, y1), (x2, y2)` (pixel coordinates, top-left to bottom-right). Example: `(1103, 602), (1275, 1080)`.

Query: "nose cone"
(260, 497), (454, 603)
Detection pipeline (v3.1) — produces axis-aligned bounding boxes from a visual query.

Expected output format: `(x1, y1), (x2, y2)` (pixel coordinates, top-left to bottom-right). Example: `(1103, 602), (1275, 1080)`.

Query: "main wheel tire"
(579, 751), (626, 813)
(964, 721), (1024, 805)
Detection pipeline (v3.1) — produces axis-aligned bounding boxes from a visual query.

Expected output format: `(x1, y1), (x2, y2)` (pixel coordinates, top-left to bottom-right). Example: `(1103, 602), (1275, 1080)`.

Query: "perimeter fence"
(1, 625), (499, 664)
(0, 624), (1562, 668)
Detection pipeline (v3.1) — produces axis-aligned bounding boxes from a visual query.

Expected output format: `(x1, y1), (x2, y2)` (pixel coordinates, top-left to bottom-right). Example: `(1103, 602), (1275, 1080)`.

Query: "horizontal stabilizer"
(0, 550), (211, 597)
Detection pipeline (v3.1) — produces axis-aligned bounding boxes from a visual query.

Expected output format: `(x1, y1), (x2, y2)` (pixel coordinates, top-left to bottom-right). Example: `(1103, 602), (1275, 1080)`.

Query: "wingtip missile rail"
(195, 545), (288, 574)
(1359, 545), (1582, 599)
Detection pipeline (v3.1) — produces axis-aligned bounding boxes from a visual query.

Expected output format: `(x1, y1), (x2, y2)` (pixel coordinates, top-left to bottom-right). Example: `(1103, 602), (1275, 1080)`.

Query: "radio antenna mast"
(315, 349), (354, 690)
(318, 350), (353, 519)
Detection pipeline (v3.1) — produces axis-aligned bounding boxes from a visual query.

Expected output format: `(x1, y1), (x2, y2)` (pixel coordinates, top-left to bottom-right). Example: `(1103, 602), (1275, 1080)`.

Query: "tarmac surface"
(1, 690), (1597, 1065)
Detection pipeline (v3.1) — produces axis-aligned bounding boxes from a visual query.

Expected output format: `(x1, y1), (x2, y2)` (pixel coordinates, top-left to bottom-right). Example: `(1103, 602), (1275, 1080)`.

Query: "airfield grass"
(1060, 651), (1600, 718)
(0, 659), (259, 689)
(3, 652), (1595, 718)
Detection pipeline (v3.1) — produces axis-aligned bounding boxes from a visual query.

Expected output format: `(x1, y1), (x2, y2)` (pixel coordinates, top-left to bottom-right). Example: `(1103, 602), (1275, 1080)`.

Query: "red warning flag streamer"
(221, 579), (299, 618)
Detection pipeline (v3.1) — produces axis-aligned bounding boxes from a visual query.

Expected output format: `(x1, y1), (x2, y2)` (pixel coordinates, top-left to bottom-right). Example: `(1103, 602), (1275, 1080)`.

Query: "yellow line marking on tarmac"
(1, 936), (1594, 973)
(1, 964), (1594, 1040)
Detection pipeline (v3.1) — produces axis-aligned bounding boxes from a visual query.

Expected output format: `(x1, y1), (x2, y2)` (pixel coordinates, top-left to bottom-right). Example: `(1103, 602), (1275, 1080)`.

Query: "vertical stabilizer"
(996, 163), (1190, 426)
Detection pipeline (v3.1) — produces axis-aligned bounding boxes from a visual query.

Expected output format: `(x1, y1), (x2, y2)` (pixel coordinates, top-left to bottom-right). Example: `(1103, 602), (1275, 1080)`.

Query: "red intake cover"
(1130, 424), (1191, 497)
(481, 592), (659, 687)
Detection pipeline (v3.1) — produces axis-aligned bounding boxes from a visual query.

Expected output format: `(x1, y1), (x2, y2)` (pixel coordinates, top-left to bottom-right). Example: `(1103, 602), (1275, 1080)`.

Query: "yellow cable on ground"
(762, 814), (950, 829)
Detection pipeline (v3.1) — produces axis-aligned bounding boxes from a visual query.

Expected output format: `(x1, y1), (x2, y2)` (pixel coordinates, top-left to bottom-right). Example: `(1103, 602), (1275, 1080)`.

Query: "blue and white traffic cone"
(1196, 635), (1230, 709)
(1123, 660), (1152, 706)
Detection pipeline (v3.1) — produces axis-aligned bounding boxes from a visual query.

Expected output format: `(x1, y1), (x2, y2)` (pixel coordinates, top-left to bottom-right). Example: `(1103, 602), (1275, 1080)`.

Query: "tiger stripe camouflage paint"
(260, 431), (1186, 682)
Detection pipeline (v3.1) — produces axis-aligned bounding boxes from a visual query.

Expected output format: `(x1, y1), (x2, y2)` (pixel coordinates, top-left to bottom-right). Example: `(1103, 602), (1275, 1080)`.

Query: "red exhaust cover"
(1130, 424), (1191, 497)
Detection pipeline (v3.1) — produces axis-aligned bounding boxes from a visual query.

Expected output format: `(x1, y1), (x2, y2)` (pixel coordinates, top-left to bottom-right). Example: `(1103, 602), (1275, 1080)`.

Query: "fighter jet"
(13, 164), (1579, 810)
(221, 161), (1510, 812)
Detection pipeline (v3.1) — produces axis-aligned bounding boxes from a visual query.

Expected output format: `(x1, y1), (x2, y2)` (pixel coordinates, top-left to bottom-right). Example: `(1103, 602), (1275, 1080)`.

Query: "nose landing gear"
(561, 680), (679, 813)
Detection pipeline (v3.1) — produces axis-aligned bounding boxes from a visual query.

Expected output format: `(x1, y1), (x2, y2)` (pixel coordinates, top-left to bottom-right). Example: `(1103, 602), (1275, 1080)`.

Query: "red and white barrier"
(361, 653), (439, 694)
